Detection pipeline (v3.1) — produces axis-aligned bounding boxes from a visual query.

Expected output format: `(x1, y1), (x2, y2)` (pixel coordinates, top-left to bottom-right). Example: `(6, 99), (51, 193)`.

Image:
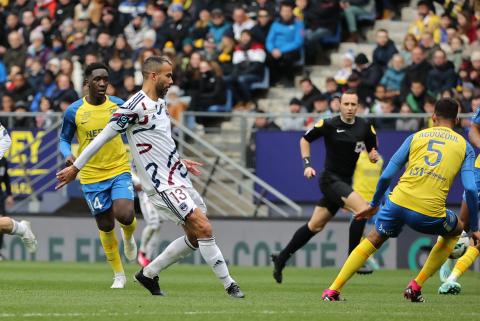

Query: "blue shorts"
(375, 197), (458, 238)
(82, 172), (134, 215)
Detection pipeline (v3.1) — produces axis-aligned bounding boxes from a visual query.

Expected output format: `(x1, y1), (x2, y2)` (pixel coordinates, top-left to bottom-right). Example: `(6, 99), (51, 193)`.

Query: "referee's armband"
(303, 157), (312, 169)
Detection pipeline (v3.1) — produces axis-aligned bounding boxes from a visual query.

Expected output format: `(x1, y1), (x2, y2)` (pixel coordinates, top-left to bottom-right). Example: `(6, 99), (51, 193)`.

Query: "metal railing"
(172, 118), (302, 218)
(181, 111), (474, 168)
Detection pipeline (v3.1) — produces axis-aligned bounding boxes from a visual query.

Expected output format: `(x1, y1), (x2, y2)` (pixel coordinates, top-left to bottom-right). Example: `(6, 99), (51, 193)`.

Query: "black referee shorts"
(317, 171), (353, 215)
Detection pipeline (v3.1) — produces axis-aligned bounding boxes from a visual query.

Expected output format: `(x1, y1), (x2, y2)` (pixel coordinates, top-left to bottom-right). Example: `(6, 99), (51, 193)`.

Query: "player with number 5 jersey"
(322, 98), (480, 302)
(56, 56), (245, 299)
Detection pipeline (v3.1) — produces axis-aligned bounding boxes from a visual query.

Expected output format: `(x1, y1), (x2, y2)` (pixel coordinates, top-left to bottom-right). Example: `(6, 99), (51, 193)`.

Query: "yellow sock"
(450, 246), (480, 281)
(99, 229), (124, 274)
(120, 216), (137, 240)
(330, 239), (377, 291)
(415, 235), (458, 286)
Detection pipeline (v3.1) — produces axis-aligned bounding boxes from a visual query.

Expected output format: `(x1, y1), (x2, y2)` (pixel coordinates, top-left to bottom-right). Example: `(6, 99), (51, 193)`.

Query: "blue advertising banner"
(5, 129), (59, 196)
(256, 130), (464, 204)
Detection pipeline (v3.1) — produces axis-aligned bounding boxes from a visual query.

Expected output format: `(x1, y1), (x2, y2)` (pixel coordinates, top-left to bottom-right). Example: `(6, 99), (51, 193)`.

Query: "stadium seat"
(294, 48), (305, 67)
(207, 89), (233, 112)
(357, 11), (376, 23)
(250, 67), (270, 90)
(320, 23), (342, 46)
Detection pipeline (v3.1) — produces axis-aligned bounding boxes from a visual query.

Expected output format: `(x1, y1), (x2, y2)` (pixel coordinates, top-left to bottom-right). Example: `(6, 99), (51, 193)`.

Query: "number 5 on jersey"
(424, 139), (445, 167)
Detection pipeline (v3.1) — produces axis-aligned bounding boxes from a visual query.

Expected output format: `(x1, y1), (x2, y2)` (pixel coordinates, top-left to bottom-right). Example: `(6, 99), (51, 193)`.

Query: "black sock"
(277, 223), (316, 266)
(0, 233), (3, 249)
(348, 219), (367, 254)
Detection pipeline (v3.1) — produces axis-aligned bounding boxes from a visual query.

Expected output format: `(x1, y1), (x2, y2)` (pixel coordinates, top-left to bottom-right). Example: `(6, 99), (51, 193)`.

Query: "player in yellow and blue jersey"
(59, 63), (137, 289)
(322, 98), (480, 302)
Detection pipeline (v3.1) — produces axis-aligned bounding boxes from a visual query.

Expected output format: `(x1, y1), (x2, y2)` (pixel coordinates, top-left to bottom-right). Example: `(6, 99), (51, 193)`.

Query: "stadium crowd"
(0, 0), (478, 131)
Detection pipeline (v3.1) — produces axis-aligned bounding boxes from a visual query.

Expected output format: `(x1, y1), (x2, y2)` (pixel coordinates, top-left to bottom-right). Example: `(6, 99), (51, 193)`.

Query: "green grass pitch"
(0, 262), (479, 321)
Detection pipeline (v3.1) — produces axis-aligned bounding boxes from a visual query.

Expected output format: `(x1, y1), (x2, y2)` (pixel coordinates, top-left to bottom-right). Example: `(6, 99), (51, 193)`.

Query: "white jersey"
(0, 123), (11, 159)
(111, 91), (193, 196)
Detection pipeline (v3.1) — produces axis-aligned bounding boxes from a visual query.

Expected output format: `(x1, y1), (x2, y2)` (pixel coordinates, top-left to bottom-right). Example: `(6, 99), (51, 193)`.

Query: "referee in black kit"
(0, 156), (13, 260)
(272, 90), (379, 283)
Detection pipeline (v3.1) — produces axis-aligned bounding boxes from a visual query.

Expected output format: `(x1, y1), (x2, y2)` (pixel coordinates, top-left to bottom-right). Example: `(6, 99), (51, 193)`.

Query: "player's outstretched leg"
(322, 236), (379, 301)
(439, 245), (479, 295)
(137, 235), (196, 295)
(0, 217), (37, 253)
(348, 218), (373, 275)
(406, 235), (459, 302)
(187, 209), (244, 298)
(273, 207), (332, 284)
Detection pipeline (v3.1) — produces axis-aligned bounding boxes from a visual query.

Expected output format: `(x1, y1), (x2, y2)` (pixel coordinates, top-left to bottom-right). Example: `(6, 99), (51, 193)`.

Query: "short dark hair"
(417, 0), (429, 7)
(425, 95), (437, 105)
(376, 28), (388, 34)
(299, 77), (312, 84)
(141, 55), (172, 77)
(434, 98), (459, 119)
(280, 1), (295, 9)
(85, 62), (109, 78)
(344, 89), (358, 95)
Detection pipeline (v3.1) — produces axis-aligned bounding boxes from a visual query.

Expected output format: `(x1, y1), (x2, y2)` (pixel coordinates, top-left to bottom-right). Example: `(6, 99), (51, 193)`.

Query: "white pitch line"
(1, 310), (479, 318)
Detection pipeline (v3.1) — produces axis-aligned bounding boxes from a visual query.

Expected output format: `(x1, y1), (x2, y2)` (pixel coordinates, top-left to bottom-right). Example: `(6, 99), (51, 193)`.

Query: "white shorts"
(148, 187), (207, 225)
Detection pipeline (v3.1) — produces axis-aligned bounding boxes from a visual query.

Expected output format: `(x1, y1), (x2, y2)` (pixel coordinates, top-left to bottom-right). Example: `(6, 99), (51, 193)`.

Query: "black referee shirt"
(303, 116), (377, 178)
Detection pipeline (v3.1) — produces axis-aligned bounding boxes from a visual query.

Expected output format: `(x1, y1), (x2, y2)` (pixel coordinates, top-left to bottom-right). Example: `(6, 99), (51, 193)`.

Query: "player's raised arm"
(370, 134), (413, 208)
(460, 143), (479, 232)
(0, 124), (11, 159)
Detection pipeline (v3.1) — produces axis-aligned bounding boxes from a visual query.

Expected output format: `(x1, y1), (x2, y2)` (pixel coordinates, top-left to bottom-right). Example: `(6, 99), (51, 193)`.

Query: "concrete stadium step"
(338, 42), (376, 57)
(366, 29), (406, 44)
(258, 98), (291, 113)
(374, 20), (411, 32)
(401, 6), (416, 22)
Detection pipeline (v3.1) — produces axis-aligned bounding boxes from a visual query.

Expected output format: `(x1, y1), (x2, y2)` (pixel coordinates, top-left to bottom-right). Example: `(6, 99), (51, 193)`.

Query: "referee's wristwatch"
(303, 157), (312, 169)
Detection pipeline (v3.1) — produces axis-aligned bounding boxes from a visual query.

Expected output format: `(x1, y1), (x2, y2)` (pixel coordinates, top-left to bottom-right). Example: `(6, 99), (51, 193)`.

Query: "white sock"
(447, 274), (458, 282)
(144, 235), (196, 278)
(146, 228), (162, 259)
(140, 225), (155, 254)
(10, 220), (26, 236)
(198, 237), (234, 289)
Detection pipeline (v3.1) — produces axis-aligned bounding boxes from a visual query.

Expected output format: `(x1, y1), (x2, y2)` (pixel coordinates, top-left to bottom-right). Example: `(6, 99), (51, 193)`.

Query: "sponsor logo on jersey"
(179, 202), (188, 212)
(116, 115), (129, 128)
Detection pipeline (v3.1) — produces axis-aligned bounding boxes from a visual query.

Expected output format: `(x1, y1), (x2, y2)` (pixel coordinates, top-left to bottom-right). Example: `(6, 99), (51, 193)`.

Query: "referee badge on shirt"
(314, 119), (324, 128)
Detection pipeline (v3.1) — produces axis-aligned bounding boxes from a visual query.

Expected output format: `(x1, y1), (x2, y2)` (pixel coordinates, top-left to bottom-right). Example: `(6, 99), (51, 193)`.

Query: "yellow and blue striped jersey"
(353, 151), (383, 202)
(59, 96), (130, 184)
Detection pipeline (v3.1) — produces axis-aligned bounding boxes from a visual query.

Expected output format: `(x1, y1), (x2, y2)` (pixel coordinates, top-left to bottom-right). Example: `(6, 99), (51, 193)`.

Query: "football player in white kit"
(56, 56), (244, 298)
(0, 123), (37, 253)
(132, 168), (164, 267)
